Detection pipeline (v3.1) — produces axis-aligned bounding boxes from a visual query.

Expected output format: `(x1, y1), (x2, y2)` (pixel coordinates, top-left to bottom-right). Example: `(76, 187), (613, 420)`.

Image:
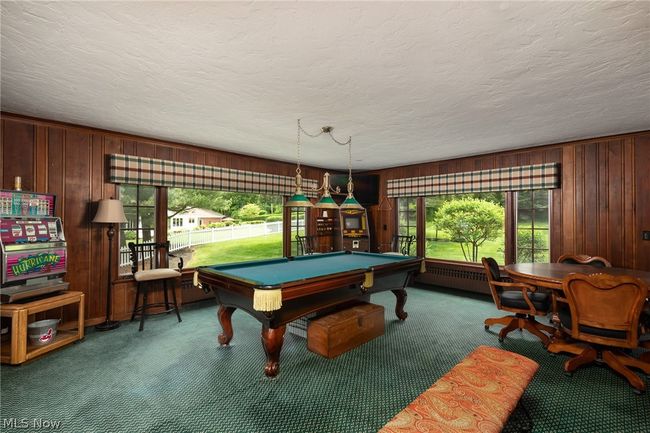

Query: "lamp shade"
(93, 199), (127, 224)
(314, 194), (339, 209)
(339, 195), (364, 210)
(286, 193), (314, 208)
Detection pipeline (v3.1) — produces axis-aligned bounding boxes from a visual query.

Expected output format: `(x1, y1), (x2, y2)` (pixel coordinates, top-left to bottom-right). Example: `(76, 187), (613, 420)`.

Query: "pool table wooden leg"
(217, 306), (236, 345)
(392, 289), (408, 321)
(261, 325), (286, 378)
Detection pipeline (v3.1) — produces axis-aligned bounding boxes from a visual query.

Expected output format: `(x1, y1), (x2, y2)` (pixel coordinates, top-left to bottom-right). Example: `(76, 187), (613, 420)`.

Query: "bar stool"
(128, 241), (183, 331)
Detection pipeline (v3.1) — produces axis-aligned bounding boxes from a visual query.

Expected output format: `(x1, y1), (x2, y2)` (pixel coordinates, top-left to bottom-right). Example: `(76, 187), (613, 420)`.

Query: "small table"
(1, 291), (85, 365)
(198, 251), (424, 377)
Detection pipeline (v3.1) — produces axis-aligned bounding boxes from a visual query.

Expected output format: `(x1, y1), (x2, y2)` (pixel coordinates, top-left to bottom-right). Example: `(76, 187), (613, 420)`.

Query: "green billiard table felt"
(203, 252), (417, 287)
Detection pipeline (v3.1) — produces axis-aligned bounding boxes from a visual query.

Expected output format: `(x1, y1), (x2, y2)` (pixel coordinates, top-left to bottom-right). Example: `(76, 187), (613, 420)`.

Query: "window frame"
(417, 190), (552, 265)
(396, 197), (418, 254)
(118, 184), (158, 275)
(515, 189), (551, 263)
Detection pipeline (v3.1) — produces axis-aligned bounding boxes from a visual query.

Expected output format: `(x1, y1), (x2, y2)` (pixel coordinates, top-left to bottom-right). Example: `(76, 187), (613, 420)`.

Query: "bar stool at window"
(128, 241), (183, 331)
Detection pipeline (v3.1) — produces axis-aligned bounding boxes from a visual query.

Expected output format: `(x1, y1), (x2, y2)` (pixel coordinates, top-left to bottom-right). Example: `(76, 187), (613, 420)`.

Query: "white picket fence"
(119, 221), (284, 267)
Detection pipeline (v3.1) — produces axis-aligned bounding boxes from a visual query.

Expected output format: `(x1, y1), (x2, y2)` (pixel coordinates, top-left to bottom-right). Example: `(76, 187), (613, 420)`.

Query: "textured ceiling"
(1, 1), (649, 170)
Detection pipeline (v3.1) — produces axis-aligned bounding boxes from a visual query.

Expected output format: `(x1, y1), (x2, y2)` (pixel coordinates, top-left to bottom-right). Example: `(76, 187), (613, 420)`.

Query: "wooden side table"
(1, 291), (85, 364)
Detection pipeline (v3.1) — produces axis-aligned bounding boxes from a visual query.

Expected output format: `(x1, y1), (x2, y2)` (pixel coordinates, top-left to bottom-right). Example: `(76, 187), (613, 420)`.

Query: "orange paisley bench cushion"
(378, 345), (539, 433)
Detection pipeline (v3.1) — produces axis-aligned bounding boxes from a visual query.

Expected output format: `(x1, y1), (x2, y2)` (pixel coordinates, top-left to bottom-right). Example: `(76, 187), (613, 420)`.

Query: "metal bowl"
(27, 319), (59, 346)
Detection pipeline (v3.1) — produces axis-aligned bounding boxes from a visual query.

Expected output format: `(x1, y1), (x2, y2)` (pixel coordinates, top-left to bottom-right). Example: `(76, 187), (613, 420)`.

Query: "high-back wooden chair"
(128, 241), (183, 331)
(385, 235), (415, 256)
(482, 257), (555, 346)
(548, 273), (649, 393)
(295, 234), (318, 255)
(557, 254), (612, 268)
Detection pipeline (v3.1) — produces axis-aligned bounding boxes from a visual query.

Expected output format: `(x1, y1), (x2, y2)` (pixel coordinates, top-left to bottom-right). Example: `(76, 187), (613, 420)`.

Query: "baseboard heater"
(416, 260), (491, 295)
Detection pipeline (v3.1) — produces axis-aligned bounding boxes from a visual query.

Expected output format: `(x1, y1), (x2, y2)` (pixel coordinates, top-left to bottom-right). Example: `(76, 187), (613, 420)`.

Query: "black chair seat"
(558, 306), (627, 340)
(501, 291), (550, 312)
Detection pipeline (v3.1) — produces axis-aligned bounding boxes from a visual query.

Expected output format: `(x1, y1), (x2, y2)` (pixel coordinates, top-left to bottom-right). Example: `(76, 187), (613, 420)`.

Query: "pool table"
(197, 251), (424, 377)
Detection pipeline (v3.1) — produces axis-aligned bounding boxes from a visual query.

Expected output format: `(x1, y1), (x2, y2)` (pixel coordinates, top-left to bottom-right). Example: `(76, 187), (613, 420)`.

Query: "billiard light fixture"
(285, 119), (364, 210)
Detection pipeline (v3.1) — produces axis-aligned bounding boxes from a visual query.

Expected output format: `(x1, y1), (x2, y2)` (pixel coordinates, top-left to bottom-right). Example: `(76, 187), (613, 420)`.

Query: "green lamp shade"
(314, 195), (339, 209)
(339, 195), (364, 210)
(285, 193), (313, 208)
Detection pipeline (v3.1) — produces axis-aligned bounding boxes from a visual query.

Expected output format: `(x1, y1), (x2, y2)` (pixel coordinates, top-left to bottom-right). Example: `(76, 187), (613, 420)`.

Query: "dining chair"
(557, 254), (612, 268)
(383, 235), (415, 256)
(295, 234), (318, 255)
(128, 241), (183, 332)
(481, 257), (555, 346)
(548, 273), (649, 393)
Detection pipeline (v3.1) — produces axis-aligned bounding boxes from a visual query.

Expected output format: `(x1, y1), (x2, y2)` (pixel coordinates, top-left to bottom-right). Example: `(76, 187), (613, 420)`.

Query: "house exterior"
(168, 208), (226, 231)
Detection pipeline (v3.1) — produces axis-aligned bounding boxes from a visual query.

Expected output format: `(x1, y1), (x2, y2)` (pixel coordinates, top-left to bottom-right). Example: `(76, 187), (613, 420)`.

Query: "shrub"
(265, 215), (283, 222)
(435, 198), (504, 262)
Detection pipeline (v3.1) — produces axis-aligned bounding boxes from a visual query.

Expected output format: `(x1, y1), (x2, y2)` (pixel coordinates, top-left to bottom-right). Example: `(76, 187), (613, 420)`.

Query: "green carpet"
(1, 287), (649, 433)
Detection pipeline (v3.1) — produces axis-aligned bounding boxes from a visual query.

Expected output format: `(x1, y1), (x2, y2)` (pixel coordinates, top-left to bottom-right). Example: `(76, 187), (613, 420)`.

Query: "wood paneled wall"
(0, 113), (326, 324)
(2, 112), (649, 322)
(368, 131), (650, 272)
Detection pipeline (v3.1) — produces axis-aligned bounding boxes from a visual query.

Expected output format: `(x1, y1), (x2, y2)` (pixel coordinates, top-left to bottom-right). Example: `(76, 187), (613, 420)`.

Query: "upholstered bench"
(378, 345), (539, 433)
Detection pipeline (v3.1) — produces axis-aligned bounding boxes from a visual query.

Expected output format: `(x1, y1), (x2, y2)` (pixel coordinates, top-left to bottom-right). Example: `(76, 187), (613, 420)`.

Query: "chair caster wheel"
(564, 371), (573, 377)
(633, 388), (645, 395)
(498, 337), (504, 343)
(484, 325), (489, 331)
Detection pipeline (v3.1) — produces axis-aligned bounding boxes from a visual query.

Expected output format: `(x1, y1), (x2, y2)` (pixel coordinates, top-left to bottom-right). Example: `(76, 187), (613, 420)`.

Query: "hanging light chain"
(347, 139), (355, 194)
(296, 119), (303, 175)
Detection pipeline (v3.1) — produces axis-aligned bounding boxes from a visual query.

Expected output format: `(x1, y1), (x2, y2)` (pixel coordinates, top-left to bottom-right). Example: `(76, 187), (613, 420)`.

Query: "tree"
(167, 189), (283, 220)
(435, 198), (504, 262)
(168, 188), (233, 219)
(238, 203), (263, 219)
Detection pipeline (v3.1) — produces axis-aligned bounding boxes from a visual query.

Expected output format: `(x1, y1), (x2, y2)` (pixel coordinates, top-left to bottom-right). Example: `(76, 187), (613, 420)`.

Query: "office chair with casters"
(383, 235), (415, 256)
(548, 273), (649, 393)
(482, 257), (555, 346)
(128, 241), (183, 332)
(557, 254), (612, 268)
(295, 234), (318, 255)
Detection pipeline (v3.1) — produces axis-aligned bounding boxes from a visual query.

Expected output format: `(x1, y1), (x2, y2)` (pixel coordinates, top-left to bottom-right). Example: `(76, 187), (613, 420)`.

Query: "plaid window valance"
(108, 154), (318, 196)
(387, 162), (560, 198)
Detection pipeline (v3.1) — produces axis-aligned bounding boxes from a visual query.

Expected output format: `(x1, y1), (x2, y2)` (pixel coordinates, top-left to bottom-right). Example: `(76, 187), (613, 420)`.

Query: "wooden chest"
(307, 303), (385, 359)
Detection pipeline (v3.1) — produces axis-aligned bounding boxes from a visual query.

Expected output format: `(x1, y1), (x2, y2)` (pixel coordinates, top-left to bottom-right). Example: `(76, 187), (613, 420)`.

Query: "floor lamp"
(93, 198), (127, 331)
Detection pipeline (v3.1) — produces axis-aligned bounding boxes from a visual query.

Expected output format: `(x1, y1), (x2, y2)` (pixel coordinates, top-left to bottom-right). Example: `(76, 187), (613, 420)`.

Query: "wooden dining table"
(504, 262), (650, 291)
(505, 262), (650, 338)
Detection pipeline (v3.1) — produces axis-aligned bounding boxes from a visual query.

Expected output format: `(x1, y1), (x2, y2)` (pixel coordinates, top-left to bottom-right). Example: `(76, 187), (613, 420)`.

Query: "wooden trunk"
(307, 303), (384, 359)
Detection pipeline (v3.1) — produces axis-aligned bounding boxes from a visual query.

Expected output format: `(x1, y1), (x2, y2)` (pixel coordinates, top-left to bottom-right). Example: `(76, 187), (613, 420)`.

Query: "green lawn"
(187, 230), (505, 267)
(187, 233), (283, 267)
(424, 222), (504, 262)
(425, 237), (504, 263)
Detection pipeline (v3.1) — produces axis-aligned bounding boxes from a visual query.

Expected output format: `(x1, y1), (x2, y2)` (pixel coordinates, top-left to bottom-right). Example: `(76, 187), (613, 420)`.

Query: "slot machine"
(0, 189), (68, 302)
(339, 208), (370, 252)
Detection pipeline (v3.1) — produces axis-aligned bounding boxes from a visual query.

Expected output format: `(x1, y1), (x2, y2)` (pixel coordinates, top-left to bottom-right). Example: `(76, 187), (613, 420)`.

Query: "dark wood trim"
(416, 197), (426, 258)
(504, 191), (516, 265)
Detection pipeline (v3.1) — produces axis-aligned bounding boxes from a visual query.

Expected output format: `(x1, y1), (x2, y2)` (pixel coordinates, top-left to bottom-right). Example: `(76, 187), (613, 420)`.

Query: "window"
(167, 188), (284, 267)
(119, 185), (156, 275)
(289, 206), (307, 256)
(516, 190), (550, 263)
(397, 198), (418, 253)
(425, 193), (505, 263)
